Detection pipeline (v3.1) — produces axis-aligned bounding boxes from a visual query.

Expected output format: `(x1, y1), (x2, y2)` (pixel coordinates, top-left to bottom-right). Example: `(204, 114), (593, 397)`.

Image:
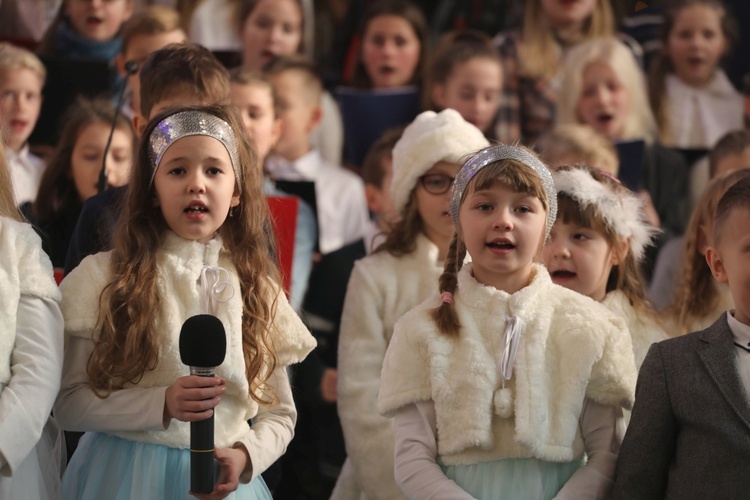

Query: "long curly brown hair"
(88, 104), (281, 405)
(667, 169), (750, 334)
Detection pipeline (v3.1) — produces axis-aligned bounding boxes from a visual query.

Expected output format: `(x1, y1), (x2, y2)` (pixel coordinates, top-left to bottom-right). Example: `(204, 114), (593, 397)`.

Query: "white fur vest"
(59, 231), (315, 448)
(0, 217), (60, 389)
(602, 290), (667, 371)
(378, 264), (637, 465)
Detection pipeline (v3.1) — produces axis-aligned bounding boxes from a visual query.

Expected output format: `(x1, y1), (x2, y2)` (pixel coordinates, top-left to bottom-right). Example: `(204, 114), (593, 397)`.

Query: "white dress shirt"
(728, 311), (750, 399)
(666, 71), (743, 149)
(6, 144), (45, 205)
(266, 150), (368, 254)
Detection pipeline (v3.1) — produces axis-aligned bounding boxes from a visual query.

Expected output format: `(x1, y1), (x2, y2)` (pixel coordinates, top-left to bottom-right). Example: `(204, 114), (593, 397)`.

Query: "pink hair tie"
(441, 291), (454, 305)
(598, 169), (621, 185)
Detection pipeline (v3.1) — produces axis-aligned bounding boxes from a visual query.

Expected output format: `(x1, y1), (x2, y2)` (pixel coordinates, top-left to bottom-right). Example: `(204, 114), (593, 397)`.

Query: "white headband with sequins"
(552, 166), (659, 262)
(148, 110), (242, 188)
(449, 145), (558, 238)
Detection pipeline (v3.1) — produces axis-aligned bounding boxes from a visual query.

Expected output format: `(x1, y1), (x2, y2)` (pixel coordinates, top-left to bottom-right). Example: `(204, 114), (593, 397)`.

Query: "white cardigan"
(379, 263), (637, 465)
(56, 232), (316, 479)
(0, 217), (63, 498)
(334, 234), (445, 500)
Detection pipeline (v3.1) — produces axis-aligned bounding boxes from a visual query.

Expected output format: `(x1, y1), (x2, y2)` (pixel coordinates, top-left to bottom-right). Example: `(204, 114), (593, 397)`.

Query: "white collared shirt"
(6, 144), (45, 205)
(728, 311), (750, 399)
(666, 71), (743, 149)
(266, 150), (369, 255)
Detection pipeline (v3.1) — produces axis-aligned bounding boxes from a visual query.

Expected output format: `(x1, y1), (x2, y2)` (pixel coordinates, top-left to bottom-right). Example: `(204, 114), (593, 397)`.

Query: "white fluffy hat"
(391, 109), (489, 214)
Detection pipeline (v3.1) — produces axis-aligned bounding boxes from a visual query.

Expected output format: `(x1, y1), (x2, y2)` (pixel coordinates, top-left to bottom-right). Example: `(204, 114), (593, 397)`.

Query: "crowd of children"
(1, 0), (750, 499)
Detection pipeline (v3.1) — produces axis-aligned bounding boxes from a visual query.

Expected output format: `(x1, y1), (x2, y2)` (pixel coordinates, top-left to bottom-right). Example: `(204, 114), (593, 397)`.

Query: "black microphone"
(179, 314), (227, 494)
(98, 60), (139, 194)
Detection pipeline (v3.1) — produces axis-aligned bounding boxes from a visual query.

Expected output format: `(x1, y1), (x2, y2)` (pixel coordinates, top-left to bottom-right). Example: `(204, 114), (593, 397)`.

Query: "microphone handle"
(190, 368), (216, 494)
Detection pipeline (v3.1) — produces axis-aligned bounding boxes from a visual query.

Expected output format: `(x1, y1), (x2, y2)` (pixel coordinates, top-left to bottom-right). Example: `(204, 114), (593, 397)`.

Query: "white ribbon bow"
(199, 266), (235, 315)
(498, 315), (521, 388)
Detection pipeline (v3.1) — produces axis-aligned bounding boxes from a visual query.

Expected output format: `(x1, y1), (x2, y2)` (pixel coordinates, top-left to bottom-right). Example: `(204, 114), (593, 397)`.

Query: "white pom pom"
(494, 388), (513, 418)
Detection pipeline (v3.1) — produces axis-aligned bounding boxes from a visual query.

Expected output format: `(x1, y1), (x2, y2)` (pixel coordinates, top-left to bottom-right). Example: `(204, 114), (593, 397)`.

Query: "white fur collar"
(0, 217), (60, 388)
(603, 290), (666, 370)
(60, 231), (315, 448)
(379, 263), (636, 462)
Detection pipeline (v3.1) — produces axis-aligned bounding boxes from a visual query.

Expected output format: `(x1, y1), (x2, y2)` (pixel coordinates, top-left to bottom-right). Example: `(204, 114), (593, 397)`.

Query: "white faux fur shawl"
(603, 290), (667, 371)
(0, 217), (60, 388)
(379, 264), (637, 464)
(59, 231), (315, 448)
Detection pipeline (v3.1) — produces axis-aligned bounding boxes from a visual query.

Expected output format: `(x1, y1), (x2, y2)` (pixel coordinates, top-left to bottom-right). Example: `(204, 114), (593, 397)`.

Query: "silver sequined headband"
(148, 110), (242, 188)
(449, 145), (558, 238)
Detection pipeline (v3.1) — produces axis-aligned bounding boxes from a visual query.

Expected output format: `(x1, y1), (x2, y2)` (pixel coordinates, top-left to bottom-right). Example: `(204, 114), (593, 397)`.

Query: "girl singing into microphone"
(55, 104), (316, 499)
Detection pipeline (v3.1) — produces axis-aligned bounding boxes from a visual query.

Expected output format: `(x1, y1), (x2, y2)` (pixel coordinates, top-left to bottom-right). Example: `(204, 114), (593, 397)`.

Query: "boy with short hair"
(361, 126), (403, 254)
(0, 42), (46, 205)
(708, 129), (750, 178)
(611, 177), (750, 499)
(265, 55), (369, 256)
(64, 43), (231, 273)
(115, 6), (187, 121)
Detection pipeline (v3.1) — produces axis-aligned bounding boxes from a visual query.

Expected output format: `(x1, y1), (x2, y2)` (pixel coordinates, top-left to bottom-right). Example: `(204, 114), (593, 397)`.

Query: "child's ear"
(696, 223), (710, 256)
(271, 118), (283, 148)
(115, 53), (127, 78)
(431, 84), (446, 109)
(365, 183), (383, 213)
(610, 239), (630, 266)
(231, 195), (240, 208)
(306, 104), (323, 133)
(706, 246), (729, 283)
(133, 114), (147, 138)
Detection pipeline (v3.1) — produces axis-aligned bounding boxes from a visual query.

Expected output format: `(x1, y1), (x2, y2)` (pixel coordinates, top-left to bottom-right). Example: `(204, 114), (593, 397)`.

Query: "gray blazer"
(610, 313), (750, 499)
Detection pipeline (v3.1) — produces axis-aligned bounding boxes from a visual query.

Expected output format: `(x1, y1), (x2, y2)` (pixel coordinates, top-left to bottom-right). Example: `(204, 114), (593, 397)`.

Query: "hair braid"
(431, 233), (466, 336)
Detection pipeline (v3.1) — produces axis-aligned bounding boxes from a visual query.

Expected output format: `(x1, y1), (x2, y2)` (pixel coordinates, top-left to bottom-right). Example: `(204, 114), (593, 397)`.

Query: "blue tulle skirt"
(61, 432), (272, 500)
(441, 457), (583, 500)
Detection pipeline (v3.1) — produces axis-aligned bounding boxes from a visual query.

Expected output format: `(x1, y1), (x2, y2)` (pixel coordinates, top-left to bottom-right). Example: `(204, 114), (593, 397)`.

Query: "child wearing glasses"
(333, 109), (488, 500)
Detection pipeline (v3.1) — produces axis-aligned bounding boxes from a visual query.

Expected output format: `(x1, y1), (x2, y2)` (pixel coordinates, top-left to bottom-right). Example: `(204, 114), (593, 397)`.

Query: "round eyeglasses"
(417, 174), (455, 195)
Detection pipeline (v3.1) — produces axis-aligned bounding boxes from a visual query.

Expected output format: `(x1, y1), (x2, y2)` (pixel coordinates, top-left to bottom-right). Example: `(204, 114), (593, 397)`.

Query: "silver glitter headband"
(148, 111), (242, 188)
(449, 145), (558, 238)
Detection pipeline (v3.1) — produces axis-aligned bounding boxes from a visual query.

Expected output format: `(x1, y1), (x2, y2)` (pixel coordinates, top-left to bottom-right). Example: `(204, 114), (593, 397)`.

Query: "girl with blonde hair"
(0, 143), (64, 499)
(664, 169), (750, 335)
(557, 37), (690, 273)
(492, 0), (640, 144)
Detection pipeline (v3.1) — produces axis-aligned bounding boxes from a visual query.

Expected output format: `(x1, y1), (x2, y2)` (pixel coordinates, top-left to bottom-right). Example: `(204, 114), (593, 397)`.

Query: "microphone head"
(179, 314), (227, 368)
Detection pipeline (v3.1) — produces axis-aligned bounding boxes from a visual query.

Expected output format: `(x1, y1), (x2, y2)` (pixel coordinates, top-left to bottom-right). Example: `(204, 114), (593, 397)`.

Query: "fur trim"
(379, 264), (637, 463)
(552, 167), (659, 262)
(603, 290), (667, 371)
(59, 232), (314, 449)
(0, 217), (60, 387)
(391, 109), (488, 214)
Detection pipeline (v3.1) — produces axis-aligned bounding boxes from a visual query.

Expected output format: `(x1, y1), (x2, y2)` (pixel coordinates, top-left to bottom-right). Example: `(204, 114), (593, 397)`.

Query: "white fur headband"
(551, 167), (659, 262)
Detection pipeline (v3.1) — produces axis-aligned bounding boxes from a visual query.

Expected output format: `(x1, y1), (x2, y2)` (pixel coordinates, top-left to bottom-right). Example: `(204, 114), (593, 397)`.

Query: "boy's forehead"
(0, 67), (44, 88)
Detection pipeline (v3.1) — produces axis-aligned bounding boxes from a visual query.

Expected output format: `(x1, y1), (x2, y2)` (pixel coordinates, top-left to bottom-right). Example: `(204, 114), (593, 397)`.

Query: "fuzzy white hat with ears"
(552, 166), (659, 262)
(391, 109), (489, 214)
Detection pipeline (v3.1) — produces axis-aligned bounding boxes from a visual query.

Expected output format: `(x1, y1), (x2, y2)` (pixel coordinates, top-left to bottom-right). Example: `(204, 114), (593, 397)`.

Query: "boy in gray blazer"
(610, 177), (750, 499)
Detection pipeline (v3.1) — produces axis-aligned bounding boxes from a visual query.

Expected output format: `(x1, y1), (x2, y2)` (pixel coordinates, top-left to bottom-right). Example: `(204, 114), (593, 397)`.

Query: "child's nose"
(492, 208), (513, 230)
(187, 172), (206, 192)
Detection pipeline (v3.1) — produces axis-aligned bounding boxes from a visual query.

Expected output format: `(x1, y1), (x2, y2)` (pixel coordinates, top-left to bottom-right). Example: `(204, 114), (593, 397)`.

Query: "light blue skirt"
(61, 432), (272, 500)
(441, 457), (583, 500)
